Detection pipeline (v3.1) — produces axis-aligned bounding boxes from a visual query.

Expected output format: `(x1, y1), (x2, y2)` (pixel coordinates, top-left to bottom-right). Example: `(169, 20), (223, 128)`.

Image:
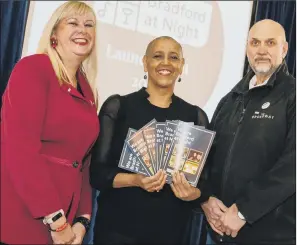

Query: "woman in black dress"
(90, 36), (209, 245)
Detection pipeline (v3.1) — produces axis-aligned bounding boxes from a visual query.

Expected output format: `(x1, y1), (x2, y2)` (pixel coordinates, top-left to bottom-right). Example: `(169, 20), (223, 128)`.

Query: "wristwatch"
(73, 216), (91, 233)
(238, 211), (246, 221)
(43, 209), (64, 225)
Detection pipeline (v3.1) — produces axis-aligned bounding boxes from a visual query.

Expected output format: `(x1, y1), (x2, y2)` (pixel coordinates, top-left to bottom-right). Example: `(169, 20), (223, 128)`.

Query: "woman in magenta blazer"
(1, 2), (99, 244)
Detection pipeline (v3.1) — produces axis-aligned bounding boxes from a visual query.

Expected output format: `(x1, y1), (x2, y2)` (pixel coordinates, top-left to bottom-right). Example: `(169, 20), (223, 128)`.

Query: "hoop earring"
(144, 73), (147, 79)
(178, 77), (181, 82)
(50, 37), (58, 48)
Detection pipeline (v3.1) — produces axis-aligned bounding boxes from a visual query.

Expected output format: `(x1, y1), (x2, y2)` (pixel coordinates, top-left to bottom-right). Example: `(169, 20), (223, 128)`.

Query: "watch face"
(52, 212), (63, 222)
(83, 218), (91, 227)
(75, 217), (91, 231)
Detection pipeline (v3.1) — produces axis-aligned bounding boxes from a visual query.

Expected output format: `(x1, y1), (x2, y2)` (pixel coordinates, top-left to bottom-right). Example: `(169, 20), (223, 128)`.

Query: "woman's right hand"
(135, 170), (167, 192)
(50, 216), (76, 244)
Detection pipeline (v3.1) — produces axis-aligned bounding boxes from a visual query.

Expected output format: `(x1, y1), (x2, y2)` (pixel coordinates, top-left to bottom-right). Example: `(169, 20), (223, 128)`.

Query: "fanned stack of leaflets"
(118, 119), (216, 187)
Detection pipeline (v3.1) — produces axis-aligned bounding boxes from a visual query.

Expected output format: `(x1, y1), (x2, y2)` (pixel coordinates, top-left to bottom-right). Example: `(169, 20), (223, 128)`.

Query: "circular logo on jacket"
(262, 102), (270, 109)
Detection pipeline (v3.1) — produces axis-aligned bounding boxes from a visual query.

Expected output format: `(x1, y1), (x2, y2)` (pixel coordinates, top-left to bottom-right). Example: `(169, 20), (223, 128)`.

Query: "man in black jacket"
(201, 19), (295, 244)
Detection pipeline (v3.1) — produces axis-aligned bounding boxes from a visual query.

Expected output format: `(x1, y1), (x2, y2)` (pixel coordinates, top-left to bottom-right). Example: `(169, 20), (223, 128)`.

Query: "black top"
(77, 82), (84, 96)
(90, 87), (209, 244)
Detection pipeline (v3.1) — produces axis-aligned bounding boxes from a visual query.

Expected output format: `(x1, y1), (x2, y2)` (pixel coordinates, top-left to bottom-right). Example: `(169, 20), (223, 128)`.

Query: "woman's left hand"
(170, 171), (201, 201)
(71, 222), (86, 245)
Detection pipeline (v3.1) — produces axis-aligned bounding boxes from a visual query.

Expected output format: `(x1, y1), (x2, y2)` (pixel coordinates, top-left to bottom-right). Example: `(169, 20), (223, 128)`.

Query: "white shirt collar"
(249, 75), (270, 90)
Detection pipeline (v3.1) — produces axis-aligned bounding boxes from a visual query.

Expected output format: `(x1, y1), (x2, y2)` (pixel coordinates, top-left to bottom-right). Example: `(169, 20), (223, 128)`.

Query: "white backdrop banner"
(23, 1), (253, 119)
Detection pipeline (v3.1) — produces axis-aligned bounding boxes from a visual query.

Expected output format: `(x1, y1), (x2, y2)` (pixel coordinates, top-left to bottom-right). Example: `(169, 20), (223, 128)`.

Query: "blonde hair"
(37, 1), (98, 106)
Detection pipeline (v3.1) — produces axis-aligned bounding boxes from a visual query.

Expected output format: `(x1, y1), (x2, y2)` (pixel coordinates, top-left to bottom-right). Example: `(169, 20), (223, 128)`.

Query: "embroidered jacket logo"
(252, 111), (274, 119)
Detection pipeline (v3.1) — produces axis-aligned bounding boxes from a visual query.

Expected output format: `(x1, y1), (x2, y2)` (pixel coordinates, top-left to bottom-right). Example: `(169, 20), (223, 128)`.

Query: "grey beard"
(252, 64), (276, 76)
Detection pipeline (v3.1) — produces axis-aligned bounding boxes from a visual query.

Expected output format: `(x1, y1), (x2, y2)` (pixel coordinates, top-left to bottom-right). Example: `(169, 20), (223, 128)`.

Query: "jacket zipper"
(221, 101), (246, 200)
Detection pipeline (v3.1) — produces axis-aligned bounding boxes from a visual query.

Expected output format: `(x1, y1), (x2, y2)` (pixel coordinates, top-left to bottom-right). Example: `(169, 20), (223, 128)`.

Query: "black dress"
(90, 87), (209, 245)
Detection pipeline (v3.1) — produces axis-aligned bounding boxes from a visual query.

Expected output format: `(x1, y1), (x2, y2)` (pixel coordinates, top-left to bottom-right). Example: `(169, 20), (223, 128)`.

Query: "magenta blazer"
(1, 54), (99, 244)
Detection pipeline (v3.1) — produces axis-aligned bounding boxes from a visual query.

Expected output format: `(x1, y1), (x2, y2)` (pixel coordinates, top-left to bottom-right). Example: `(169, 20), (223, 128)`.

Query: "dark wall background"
(0, 0), (30, 108)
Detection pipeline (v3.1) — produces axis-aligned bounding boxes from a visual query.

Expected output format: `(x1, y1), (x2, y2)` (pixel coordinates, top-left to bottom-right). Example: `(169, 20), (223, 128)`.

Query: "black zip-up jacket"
(203, 63), (295, 244)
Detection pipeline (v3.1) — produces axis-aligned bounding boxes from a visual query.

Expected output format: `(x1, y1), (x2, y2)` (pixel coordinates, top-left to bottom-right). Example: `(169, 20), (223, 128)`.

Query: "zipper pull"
(238, 109), (246, 124)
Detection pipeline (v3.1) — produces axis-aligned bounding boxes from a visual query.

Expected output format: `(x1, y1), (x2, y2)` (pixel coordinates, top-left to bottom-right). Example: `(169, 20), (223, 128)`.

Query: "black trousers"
(94, 231), (140, 245)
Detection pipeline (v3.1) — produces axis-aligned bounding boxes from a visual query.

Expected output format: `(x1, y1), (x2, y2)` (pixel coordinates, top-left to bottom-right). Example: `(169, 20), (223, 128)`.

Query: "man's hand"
(135, 170), (167, 192)
(201, 196), (228, 236)
(71, 222), (86, 245)
(220, 204), (246, 238)
(170, 172), (201, 201)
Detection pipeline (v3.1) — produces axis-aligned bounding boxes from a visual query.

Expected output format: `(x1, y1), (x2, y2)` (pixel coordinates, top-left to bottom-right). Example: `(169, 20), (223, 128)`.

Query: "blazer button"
(72, 161), (79, 168)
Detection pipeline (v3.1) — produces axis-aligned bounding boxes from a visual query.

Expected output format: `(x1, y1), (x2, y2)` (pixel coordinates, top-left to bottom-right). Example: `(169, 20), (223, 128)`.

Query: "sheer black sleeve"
(90, 94), (122, 192)
(196, 106), (209, 128)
